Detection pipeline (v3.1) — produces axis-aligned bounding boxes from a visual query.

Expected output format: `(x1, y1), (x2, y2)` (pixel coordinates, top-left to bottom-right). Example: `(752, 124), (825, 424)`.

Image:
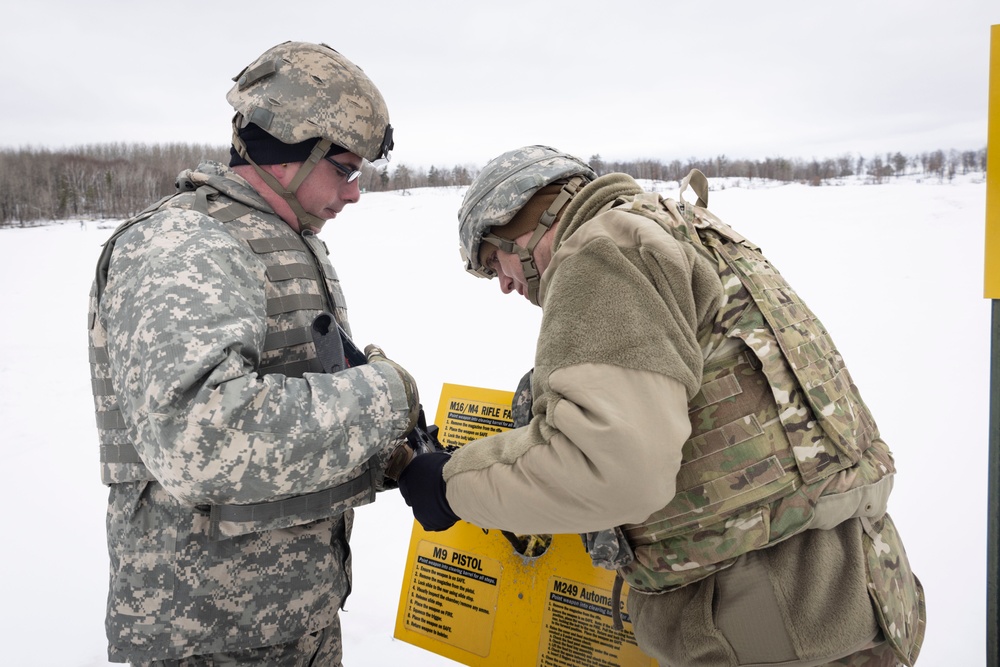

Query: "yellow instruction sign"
(394, 383), (657, 666)
(403, 541), (501, 657)
(986, 24), (1000, 297)
(539, 575), (650, 666)
(437, 393), (514, 448)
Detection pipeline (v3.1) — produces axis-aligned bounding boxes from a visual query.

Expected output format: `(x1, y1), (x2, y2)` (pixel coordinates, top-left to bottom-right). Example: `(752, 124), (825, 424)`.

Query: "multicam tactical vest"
(89, 169), (375, 538)
(612, 176), (896, 594)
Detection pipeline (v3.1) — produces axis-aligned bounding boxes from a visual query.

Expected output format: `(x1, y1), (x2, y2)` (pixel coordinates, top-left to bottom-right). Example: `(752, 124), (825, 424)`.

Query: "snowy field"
(0, 172), (989, 666)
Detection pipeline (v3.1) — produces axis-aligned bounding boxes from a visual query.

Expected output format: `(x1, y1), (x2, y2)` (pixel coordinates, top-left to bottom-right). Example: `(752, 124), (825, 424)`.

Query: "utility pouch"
(583, 526), (635, 570)
(861, 513), (926, 666)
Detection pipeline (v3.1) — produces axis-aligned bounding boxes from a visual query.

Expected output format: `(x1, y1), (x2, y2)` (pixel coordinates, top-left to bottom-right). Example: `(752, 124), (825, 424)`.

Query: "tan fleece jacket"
(442, 174), (723, 534)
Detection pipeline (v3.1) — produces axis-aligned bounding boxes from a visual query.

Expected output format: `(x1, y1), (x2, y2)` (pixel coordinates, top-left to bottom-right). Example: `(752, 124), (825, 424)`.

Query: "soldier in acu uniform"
(399, 146), (926, 666)
(88, 41), (421, 666)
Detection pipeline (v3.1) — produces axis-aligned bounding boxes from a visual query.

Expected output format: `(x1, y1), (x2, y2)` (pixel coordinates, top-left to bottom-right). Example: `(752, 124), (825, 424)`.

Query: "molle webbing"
(706, 236), (876, 472)
(101, 442), (142, 464)
(624, 350), (797, 549)
(244, 231), (332, 377)
(205, 464), (375, 540)
(90, 180), (375, 537)
(93, 183), (348, 490)
(265, 263), (320, 282)
(612, 186), (887, 593)
(622, 190), (875, 479)
(248, 237), (309, 254)
(90, 340), (138, 468)
(195, 195), (252, 224)
(210, 468), (371, 524)
(263, 327), (314, 351)
(267, 293), (327, 316)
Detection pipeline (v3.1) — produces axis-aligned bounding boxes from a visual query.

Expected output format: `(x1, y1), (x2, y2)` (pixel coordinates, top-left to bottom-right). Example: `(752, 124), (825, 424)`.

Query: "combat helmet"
(458, 145), (595, 304)
(227, 41), (393, 231)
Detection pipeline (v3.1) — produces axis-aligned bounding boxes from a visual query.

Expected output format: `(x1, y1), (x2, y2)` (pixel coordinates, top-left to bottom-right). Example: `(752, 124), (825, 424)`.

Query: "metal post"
(989, 301), (1000, 667)
(986, 25), (1000, 667)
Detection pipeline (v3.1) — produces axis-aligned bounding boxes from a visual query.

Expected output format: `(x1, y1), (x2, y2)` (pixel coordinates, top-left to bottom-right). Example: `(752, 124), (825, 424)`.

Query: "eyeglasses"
(324, 155), (363, 183)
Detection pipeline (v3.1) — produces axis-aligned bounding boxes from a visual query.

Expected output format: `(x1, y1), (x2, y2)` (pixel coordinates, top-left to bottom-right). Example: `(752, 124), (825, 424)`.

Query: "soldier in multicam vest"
(88, 41), (421, 665)
(398, 146), (926, 666)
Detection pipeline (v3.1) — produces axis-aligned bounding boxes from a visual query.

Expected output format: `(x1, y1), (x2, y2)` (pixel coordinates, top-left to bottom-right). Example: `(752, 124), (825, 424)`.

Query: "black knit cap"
(229, 123), (348, 167)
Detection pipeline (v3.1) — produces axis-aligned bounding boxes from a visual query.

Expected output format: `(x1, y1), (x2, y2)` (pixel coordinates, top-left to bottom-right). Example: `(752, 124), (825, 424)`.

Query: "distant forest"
(0, 143), (987, 226)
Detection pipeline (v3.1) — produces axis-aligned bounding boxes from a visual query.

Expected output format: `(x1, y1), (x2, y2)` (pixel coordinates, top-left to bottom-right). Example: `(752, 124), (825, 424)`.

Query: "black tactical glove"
(364, 344), (420, 434)
(398, 451), (459, 532)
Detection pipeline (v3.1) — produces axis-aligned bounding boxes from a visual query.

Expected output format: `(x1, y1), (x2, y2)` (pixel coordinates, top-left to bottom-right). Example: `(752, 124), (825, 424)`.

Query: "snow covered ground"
(0, 172), (988, 665)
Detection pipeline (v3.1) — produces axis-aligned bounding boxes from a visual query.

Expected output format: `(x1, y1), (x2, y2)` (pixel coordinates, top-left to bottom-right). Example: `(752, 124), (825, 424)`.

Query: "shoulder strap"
(95, 172), (261, 305)
(679, 168), (709, 208)
(674, 170), (760, 251)
(94, 193), (175, 304)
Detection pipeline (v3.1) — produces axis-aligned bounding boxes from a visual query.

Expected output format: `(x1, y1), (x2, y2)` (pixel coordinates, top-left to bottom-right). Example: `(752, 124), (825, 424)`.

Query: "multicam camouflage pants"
(132, 618), (342, 667)
(820, 641), (901, 667)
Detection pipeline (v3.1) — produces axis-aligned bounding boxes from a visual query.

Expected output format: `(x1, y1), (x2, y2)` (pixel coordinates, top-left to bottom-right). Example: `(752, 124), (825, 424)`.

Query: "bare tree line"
(0, 144), (986, 226)
(586, 148), (986, 186)
(0, 143), (230, 226)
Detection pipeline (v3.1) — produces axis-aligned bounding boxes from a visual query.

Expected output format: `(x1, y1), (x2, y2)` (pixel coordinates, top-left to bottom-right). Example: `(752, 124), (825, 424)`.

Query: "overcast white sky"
(2, 0), (997, 169)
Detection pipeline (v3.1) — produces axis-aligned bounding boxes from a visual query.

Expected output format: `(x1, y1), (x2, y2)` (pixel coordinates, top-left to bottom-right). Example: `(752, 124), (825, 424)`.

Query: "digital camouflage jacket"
(88, 162), (411, 661)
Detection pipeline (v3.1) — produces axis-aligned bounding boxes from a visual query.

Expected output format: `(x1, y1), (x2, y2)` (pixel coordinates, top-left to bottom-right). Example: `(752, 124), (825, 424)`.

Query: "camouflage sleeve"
(101, 209), (412, 506)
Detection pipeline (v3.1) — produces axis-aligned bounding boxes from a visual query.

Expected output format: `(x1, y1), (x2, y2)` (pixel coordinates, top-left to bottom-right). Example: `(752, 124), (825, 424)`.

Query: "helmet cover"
(227, 41), (392, 164)
(458, 145), (594, 275)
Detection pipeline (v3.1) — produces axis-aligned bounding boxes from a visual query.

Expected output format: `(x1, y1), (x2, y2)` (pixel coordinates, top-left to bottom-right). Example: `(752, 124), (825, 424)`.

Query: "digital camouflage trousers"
(130, 618), (341, 667)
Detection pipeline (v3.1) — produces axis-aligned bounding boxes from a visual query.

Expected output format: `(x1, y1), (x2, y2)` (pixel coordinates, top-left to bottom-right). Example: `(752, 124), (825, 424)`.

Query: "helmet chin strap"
(231, 117), (330, 233)
(517, 221), (549, 306)
(482, 176), (586, 306)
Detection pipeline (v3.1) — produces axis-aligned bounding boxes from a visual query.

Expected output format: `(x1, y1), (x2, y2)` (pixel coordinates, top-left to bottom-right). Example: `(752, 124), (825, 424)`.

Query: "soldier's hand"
(398, 451), (458, 532)
(364, 344), (420, 433)
(382, 438), (416, 483)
